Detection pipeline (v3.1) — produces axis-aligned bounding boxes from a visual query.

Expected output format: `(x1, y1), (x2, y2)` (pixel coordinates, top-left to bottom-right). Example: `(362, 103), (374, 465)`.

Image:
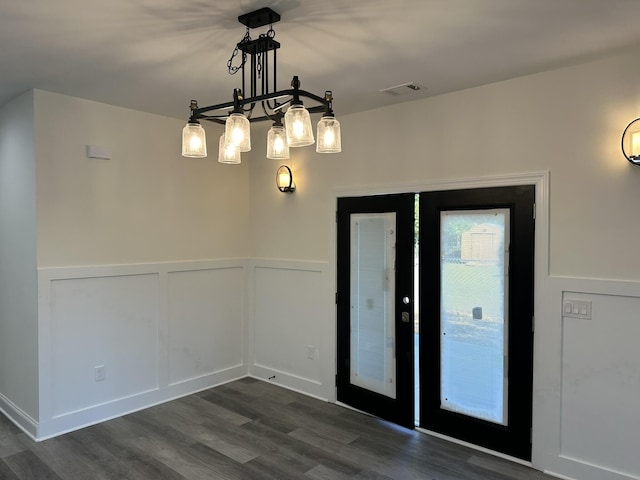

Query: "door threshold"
(334, 400), (378, 418)
(415, 426), (533, 468)
(334, 401), (415, 432)
(336, 400), (533, 468)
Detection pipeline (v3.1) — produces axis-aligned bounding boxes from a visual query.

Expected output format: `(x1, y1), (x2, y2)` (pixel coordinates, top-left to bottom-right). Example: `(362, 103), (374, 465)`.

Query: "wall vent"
(380, 82), (423, 96)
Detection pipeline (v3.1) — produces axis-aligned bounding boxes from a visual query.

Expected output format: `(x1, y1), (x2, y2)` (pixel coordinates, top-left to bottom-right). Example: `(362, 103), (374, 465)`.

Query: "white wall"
(0, 91), (39, 433)
(246, 48), (640, 480)
(34, 90), (250, 267)
(248, 50), (640, 271)
(559, 284), (640, 477)
(29, 91), (250, 438)
(249, 259), (332, 398)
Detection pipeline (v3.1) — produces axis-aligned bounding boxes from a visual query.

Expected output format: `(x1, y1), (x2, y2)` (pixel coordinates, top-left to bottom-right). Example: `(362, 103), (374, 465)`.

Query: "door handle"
(401, 311), (411, 323)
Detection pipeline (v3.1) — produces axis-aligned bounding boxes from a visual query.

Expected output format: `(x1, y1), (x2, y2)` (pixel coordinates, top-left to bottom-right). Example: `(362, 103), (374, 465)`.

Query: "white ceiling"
(3, 0), (640, 121)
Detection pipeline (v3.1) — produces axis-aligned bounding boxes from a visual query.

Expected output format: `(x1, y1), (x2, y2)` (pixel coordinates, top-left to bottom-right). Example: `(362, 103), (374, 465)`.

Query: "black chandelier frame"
(187, 7), (335, 126)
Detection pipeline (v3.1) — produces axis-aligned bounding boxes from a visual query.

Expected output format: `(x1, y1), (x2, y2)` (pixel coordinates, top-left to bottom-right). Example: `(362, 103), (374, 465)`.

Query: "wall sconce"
(622, 118), (640, 166)
(276, 165), (295, 193)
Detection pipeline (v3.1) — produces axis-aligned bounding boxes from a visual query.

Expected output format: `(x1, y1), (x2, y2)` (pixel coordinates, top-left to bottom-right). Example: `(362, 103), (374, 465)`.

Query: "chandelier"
(181, 7), (342, 161)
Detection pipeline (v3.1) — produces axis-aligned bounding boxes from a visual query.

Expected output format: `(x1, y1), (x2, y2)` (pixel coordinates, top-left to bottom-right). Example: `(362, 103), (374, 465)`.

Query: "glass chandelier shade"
(316, 115), (342, 153)
(218, 134), (241, 164)
(267, 125), (290, 159)
(284, 104), (314, 147)
(224, 113), (251, 152)
(181, 122), (207, 158)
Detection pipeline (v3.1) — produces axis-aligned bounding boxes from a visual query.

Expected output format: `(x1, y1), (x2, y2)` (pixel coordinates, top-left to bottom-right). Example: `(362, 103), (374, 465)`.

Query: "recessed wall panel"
(561, 292), (640, 476)
(253, 265), (324, 383)
(50, 274), (159, 417)
(168, 268), (244, 385)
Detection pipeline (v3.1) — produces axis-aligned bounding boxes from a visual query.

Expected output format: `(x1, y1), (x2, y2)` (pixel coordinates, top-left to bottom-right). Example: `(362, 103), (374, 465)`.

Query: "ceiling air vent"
(380, 82), (423, 97)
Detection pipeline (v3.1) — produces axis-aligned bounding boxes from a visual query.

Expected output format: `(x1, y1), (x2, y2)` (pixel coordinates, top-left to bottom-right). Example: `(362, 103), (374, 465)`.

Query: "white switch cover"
(95, 365), (106, 382)
(562, 299), (592, 320)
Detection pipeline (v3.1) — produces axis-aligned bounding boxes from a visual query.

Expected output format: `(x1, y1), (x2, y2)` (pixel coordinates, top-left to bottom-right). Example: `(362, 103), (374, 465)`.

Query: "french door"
(420, 186), (535, 460)
(336, 194), (416, 429)
(336, 186), (535, 460)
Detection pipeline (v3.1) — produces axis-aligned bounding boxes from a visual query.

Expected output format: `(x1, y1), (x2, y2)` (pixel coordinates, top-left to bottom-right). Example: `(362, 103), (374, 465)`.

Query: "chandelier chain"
(227, 25), (276, 78)
(256, 50), (262, 78)
(227, 27), (250, 75)
(255, 26), (274, 80)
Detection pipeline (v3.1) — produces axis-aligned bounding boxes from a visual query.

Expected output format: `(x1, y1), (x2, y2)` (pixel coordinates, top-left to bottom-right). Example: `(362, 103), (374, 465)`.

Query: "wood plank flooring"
(0, 378), (559, 479)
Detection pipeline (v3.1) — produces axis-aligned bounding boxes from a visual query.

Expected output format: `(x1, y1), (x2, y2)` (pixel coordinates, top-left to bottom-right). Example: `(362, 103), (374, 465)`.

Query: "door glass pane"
(440, 209), (509, 424)
(350, 213), (396, 399)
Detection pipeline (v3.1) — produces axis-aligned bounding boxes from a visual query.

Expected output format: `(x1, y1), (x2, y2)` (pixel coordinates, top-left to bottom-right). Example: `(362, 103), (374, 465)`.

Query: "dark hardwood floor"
(0, 378), (557, 479)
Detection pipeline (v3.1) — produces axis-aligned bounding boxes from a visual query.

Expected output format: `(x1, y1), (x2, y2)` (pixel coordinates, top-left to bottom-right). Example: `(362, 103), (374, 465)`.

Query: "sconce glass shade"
(267, 125), (290, 159)
(316, 115), (342, 153)
(284, 105), (314, 147)
(276, 165), (295, 193)
(622, 118), (640, 166)
(224, 113), (251, 152)
(218, 134), (241, 164)
(182, 122), (207, 158)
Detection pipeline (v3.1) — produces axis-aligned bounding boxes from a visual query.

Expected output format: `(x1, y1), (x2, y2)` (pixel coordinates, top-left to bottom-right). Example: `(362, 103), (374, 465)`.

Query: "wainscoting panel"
(168, 267), (244, 385)
(560, 289), (640, 478)
(36, 260), (248, 440)
(250, 260), (331, 399)
(49, 274), (159, 418)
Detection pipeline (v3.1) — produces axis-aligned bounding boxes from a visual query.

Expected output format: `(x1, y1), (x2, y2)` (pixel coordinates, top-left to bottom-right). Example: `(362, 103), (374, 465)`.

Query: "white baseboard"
(0, 392), (39, 440)
(538, 452), (639, 480)
(250, 364), (327, 401)
(36, 364), (248, 440)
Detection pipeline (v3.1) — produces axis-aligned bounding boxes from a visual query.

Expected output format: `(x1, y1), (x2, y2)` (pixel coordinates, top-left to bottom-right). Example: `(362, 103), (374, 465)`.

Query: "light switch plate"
(562, 299), (592, 320)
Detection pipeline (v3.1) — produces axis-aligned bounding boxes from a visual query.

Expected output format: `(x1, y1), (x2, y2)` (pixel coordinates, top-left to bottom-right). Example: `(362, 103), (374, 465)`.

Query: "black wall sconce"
(276, 165), (296, 193)
(622, 118), (640, 166)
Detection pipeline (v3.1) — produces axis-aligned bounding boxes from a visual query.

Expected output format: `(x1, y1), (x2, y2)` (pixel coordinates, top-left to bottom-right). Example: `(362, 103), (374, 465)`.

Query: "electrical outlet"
(95, 365), (106, 382)
(307, 345), (315, 360)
